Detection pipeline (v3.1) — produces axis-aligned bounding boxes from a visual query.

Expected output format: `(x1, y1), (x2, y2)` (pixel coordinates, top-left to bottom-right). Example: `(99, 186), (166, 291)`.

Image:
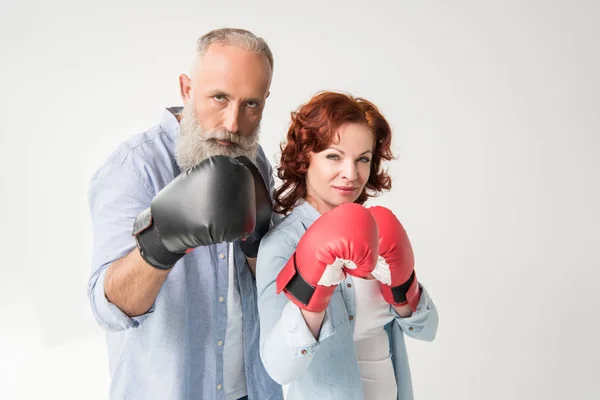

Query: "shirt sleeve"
(390, 283), (439, 341)
(255, 228), (336, 385)
(87, 158), (155, 331)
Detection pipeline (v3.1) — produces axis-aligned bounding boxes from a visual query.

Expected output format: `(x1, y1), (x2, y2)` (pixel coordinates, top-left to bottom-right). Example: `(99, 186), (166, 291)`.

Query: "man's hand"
(235, 156), (273, 258)
(133, 155), (258, 270)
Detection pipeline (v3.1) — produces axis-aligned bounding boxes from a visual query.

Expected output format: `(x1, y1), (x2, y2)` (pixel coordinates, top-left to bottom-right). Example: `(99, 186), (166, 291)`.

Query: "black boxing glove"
(234, 156), (273, 258)
(132, 155), (257, 269)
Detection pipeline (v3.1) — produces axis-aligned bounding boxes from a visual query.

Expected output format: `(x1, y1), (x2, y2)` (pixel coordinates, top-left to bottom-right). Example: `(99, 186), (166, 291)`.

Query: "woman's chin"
(332, 197), (359, 207)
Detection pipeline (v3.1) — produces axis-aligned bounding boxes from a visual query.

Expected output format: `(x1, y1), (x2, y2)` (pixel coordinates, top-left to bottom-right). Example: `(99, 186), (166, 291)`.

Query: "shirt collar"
(159, 106), (183, 142)
(292, 200), (322, 227)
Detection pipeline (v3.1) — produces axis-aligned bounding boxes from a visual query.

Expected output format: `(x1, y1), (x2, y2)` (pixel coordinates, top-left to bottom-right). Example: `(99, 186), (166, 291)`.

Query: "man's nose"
(223, 104), (240, 134)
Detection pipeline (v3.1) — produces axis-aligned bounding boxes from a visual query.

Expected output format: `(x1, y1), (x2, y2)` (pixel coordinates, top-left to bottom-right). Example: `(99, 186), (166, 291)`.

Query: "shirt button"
(217, 340), (223, 346)
(408, 327), (414, 331)
(347, 283), (352, 288)
(217, 384), (222, 390)
(301, 349), (307, 355)
(218, 296), (225, 303)
(349, 315), (354, 321)
(219, 253), (225, 259)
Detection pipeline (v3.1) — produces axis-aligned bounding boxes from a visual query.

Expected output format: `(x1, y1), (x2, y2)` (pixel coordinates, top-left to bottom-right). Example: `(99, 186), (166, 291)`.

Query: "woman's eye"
(326, 154), (339, 160)
(359, 156), (371, 163)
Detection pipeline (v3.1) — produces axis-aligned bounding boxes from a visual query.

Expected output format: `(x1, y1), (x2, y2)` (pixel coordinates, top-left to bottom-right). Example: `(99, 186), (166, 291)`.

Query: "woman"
(256, 91), (438, 400)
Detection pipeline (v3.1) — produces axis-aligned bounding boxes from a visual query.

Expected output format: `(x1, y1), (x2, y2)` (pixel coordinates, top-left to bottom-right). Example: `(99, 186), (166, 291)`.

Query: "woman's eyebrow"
(329, 147), (373, 156)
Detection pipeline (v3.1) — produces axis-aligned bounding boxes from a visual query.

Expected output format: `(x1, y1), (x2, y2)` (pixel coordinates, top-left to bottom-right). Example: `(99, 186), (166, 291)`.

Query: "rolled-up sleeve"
(391, 283), (439, 341)
(256, 229), (335, 385)
(87, 158), (155, 331)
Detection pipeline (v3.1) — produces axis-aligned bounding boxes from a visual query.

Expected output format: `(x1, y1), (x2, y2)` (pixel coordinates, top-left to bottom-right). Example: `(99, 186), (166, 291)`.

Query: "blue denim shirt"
(87, 107), (284, 400)
(256, 201), (439, 400)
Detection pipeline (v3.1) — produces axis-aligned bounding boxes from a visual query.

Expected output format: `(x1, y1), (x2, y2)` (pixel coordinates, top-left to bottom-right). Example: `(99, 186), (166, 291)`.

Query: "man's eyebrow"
(206, 89), (230, 97)
(206, 90), (262, 103)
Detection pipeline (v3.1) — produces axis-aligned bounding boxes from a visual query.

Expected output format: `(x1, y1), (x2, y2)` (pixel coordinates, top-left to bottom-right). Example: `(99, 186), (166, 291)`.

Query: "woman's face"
(305, 122), (375, 214)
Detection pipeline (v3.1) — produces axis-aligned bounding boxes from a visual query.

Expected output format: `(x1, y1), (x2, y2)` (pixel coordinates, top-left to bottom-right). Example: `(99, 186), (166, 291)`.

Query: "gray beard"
(175, 101), (260, 172)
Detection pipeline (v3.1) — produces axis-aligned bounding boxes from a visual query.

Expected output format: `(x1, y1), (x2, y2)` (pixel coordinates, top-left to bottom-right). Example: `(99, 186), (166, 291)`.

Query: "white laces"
(317, 258), (356, 286)
(371, 255), (392, 285)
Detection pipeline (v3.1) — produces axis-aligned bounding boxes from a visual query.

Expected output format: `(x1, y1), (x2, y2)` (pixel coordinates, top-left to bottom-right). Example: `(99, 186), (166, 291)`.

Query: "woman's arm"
(256, 231), (329, 385)
(392, 303), (413, 318)
(257, 203), (378, 383)
(300, 309), (326, 339)
(392, 284), (438, 341)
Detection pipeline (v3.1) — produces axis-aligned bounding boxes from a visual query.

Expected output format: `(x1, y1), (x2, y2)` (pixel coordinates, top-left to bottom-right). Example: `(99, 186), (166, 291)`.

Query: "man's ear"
(179, 74), (192, 103)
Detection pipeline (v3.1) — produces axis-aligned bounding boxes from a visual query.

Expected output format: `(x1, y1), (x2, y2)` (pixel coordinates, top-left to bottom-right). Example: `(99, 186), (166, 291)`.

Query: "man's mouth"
(216, 139), (236, 147)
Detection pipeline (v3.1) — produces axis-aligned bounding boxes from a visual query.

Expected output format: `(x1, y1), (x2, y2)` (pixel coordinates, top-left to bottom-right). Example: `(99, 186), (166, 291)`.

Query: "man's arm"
(88, 159), (158, 331)
(104, 248), (170, 317)
(89, 155), (259, 329)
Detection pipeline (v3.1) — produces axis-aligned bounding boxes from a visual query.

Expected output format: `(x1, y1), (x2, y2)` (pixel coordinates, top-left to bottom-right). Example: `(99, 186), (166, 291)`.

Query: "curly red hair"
(273, 91), (394, 215)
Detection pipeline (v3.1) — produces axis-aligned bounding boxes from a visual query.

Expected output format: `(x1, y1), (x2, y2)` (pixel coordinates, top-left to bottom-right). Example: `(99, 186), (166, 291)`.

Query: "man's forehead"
(195, 44), (271, 76)
(193, 45), (271, 96)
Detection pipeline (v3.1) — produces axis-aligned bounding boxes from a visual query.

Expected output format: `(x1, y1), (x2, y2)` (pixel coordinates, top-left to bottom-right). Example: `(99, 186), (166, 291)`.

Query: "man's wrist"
(132, 209), (182, 270)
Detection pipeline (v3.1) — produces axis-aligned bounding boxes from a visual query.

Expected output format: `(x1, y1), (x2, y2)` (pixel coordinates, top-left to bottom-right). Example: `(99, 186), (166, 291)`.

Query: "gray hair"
(193, 28), (274, 73)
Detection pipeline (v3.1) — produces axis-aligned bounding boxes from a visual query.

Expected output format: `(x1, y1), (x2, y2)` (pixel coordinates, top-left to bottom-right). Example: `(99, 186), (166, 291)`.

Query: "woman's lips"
(332, 185), (357, 195)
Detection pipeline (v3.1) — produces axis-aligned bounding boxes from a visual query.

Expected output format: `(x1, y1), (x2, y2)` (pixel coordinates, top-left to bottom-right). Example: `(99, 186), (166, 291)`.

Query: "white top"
(223, 243), (247, 400)
(352, 277), (397, 400)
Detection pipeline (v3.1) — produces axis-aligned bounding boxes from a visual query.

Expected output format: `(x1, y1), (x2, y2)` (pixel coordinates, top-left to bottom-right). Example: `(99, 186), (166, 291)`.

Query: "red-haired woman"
(256, 91), (439, 399)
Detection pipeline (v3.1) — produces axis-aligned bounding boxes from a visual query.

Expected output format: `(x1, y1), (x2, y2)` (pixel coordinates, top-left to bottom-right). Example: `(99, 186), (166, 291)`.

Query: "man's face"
(176, 44), (272, 171)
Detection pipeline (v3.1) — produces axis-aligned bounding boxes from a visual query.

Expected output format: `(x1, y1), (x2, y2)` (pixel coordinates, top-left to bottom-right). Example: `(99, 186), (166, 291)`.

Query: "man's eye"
(246, 101), (259, 108)
(213, 95), (226, 102)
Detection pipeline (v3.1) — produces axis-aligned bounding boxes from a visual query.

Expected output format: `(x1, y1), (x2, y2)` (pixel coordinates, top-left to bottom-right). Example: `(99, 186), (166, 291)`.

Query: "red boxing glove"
(276, 203), (379, 312)
(368, 206), (421, 311)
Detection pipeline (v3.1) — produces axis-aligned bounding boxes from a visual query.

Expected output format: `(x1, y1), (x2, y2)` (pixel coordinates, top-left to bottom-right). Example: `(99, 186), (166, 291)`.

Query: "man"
(87, 28), (283, 400)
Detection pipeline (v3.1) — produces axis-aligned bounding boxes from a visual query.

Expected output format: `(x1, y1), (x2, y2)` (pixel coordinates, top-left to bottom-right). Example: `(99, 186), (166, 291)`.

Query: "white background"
(1, 0), (599, 399)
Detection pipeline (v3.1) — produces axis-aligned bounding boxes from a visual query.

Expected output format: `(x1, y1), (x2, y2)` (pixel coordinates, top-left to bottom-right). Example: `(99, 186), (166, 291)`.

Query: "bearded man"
(87, 28), (283, 400)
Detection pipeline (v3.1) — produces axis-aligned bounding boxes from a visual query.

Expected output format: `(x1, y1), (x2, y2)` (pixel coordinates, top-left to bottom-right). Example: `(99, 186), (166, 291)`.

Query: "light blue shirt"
(87, 107), (284, 400)
(256, 201), (439, 400)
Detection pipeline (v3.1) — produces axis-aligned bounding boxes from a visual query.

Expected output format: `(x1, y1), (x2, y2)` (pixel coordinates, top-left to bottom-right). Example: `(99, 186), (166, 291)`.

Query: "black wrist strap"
(133, 209), (182, 270)
(284, 253), (316, 306)
(390, 270), (416, 303)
